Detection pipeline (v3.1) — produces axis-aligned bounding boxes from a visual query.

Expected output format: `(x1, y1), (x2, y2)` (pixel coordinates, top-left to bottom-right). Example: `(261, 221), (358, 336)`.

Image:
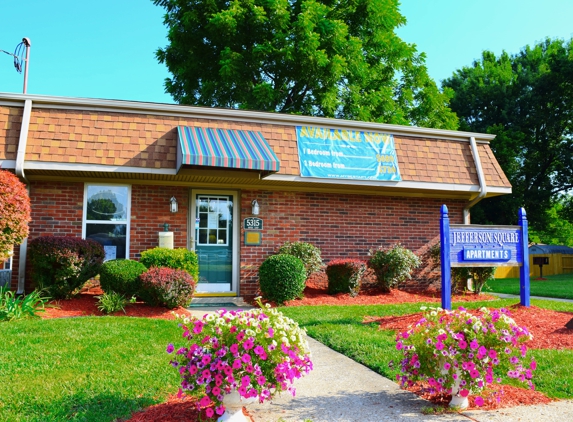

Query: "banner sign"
(296, 126), (401, 181)
(450, 225), (522, 267)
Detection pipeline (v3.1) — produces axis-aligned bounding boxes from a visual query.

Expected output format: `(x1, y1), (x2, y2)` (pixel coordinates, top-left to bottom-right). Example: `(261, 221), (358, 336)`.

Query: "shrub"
(28, 236), (105, 299)
(258, 254), (306, 305)
(139, 267), (196, 308)
(326, 259), (366, 297)
(431, 243), (496, 294)
(99, 259), (147, 297)
(96, 291), (135, 314)
(140, 247), (199, 281)
(0, 286), (49, 321)
(368, 243), (421, 293)
(277, 241), (323, 278)
(452, 267), (497, 294)
(0, 170), (31, 260)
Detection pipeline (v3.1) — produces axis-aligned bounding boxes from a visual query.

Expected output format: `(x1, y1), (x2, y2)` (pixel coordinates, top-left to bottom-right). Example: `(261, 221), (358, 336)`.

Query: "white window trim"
(82, 183), (131, 260)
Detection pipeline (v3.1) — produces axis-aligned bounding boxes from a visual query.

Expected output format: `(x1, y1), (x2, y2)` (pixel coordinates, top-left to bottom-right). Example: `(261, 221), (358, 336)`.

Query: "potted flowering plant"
(167, 298), (313, 421)
(396, 306), (537, 409)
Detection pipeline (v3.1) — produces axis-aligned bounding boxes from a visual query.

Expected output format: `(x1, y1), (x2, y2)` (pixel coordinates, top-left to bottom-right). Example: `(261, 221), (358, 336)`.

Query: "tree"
(443, 38), (573, 229)
(153, 0), (458, 129)
(0, 170), (31, 260)
(529, 196), (573, 247)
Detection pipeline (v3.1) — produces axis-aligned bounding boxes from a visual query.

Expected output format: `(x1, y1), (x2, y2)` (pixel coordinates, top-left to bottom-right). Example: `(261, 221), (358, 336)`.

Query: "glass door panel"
(192, 192), (236, 293)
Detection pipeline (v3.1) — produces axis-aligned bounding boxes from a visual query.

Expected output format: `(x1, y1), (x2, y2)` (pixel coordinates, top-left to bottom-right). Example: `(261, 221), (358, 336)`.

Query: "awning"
(176, 126), (280, 175)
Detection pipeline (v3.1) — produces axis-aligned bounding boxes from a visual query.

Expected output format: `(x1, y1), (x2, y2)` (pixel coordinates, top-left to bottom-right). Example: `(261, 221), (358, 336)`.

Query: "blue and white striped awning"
(176, 126), (280, 175)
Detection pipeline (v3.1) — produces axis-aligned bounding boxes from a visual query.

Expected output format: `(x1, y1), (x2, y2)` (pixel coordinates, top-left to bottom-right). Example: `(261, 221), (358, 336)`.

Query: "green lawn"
(486, 273), (573, 299)
(0, 317), (183, 422)
(279, 298), (573, 399)
(3, 297), (573, 421)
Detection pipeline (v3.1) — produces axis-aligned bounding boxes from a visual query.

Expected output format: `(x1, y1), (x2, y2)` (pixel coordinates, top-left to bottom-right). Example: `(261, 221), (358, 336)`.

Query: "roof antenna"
(1, 37), (31, 93)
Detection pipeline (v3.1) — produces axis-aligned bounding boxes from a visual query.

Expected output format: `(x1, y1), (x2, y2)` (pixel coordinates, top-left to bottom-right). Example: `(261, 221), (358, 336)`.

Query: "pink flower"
(443, 362), (451, 371)
(530, 360), (537, 370)
(470, 339), (479, 350)
(241, 353), (251, 363)
(199, 395), (211, 408)
(215, 405), (226, 416)
(230, 343), (239, 354)
(205, 408), (214, 418)
(474, 396), (484, 406)
(459, 389), (469, 397)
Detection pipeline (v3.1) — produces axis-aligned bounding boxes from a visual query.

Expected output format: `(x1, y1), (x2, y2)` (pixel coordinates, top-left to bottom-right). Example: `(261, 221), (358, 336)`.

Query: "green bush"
(326, 259), (366, 297)
(99, 259), (147, 297)
(258, 254), (306, 305)
(368, 243), (421, 293)
(96, 291), (135, 314)
(430, 242), (495, 294)
(140, 248), (199, 281)
(277, 241), (323, 278)
(28, 236), (105, 299)
(452, 266), (497, 294)
(0, 286), (49, 321)
(139, 267), (196, 309)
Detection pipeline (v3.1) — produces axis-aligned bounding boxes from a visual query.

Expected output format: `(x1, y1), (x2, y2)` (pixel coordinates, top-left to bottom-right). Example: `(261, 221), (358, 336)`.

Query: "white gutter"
(15, 99), (32, 294)
(463, 136), (487, 224)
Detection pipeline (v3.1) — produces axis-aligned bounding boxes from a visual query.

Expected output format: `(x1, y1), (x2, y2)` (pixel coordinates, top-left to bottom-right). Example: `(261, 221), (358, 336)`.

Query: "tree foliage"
(153, 0), (458, 128)
(443, 38), (573, 229)
(0, 170), (31, 260)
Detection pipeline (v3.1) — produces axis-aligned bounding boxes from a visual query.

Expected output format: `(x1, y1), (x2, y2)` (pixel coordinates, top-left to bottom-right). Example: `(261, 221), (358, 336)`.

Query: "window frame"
(82, 183), (131, 260)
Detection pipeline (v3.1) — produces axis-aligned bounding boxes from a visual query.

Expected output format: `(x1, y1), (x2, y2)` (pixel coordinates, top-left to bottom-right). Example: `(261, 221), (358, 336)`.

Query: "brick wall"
(15, 181), (464, 297)
(238, 190), (465, 298)
(130, 185), (189, 257)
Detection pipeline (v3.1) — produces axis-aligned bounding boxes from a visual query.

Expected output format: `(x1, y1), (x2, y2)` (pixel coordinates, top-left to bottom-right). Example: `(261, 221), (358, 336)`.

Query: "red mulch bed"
(42, 277), (572, 419)
(366, 304), (573, 411)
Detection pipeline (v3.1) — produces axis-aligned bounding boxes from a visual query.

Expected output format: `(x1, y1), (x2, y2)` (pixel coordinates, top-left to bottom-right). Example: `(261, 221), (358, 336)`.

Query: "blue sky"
(1, 0), (572, 104)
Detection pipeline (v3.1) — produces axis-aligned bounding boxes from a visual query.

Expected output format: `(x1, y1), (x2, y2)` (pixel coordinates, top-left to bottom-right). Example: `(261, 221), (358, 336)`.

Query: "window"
(83, 184), (130, 261)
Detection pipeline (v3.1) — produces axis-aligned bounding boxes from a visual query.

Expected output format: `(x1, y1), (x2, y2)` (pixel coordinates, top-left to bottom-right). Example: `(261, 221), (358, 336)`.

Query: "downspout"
(463, 136), (487, 224)
(15, 99), (32, 294)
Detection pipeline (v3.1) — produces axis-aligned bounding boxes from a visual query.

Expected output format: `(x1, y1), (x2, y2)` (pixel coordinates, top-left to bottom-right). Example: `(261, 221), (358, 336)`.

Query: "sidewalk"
(247, 337), (573, 422)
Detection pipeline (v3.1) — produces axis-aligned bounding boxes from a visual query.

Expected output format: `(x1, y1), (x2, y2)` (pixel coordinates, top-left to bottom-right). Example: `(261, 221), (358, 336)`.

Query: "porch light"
(251, 199), (260, 215)
(170, 196), (178, 213)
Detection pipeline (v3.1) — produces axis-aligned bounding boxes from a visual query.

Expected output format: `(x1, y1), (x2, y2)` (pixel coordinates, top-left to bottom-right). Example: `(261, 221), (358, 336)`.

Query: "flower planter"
(217, 390), (257, 422)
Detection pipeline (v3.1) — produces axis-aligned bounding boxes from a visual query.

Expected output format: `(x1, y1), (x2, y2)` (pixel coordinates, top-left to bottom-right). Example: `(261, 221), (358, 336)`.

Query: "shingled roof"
(0, 93), (511, 200)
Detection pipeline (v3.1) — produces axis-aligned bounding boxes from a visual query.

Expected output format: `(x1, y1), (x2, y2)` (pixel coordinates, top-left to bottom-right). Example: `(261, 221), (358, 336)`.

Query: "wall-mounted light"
(170, 196), (178, 213)
(251, 199), (260, 215)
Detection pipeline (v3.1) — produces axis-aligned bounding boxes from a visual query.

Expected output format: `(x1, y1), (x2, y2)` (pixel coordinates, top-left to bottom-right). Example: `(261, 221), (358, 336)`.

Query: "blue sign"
(439, 206), (530, 310)
(450, 225), (522, 267)
(296, 126), (401, 181)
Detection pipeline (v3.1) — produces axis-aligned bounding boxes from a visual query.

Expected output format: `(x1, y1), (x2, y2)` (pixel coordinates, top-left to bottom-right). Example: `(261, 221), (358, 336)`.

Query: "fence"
(494, 253), (573, 278)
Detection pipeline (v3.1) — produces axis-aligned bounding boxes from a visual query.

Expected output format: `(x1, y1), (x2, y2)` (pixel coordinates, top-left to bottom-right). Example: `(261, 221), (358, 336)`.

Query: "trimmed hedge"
(139, 267), (196, 308)
(28, 236), (105, 298)
(99, 259), (147, 297)
(140, 247), (199, 281)
(368, 243), (421, 293)
(326, 258), (366, 297)
(277, 241), (323, 278)
(258, 254), (306, 305)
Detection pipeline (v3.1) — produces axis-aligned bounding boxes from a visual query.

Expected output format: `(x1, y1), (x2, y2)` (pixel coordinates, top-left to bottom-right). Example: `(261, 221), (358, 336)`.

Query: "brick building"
(0, 93), (511, 298)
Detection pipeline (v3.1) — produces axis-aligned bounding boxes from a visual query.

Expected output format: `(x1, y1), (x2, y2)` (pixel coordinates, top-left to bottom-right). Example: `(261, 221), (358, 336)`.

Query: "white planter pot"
(217, 390), (257, 422)
(440, 362), (469, 409)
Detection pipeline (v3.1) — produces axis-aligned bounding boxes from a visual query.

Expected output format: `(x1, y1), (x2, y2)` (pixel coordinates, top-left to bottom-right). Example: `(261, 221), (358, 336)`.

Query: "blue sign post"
(440, 205), (530, 310)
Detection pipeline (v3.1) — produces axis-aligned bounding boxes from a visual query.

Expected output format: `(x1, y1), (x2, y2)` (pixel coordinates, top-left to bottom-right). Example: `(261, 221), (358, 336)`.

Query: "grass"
(0, 317), (183, 422)
(3, 296), (573, 421)
(486, 273), (573, 299)
(279, 297), (573, 400)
